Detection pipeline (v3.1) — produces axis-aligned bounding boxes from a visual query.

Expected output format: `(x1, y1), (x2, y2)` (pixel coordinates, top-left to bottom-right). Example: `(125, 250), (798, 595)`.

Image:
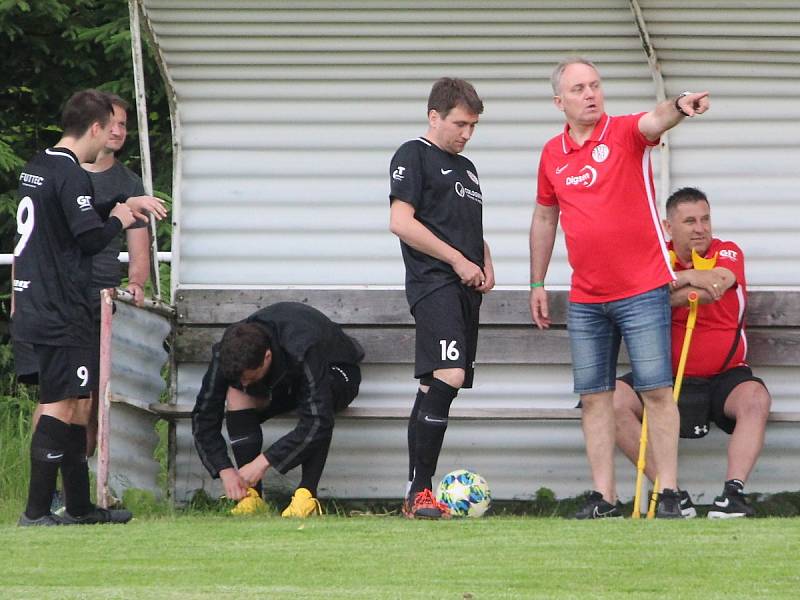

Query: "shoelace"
(309, 497), (322, 515)
(412, 489), (438, 511)
(289, 494), (322, 516)
(412, 489), (449, 515)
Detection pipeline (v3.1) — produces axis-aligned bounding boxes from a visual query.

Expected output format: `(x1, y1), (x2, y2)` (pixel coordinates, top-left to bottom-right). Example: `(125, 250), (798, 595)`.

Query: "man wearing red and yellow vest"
(614, 187), (771, 518)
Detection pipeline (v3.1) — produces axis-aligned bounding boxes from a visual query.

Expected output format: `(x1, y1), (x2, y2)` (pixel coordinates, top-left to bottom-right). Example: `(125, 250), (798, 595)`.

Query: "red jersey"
(537, 113), (674, 302)
(670, 239), (748, 377)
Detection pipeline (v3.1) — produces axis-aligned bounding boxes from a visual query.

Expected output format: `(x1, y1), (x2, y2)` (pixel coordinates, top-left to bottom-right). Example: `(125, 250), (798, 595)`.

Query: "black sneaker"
(18, 512), (62, 527)
(707, 482), (755, 519)
(60, 506), (133, 525)
(574, 491), (623, 520)
(679, 489), (697, 519)
(655, 488), (682, 519)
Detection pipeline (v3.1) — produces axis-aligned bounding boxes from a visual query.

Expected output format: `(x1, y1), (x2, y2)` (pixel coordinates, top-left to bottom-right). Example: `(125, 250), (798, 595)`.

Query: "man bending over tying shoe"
(192, 302), (363, 517)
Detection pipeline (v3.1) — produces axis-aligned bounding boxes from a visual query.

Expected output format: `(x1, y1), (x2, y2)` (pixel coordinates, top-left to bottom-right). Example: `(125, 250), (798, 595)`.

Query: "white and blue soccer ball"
(436, 469), (491, 518)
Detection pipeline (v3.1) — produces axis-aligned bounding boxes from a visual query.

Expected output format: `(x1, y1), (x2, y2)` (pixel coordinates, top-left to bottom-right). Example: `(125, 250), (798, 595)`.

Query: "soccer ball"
(436, 469), (491, 518)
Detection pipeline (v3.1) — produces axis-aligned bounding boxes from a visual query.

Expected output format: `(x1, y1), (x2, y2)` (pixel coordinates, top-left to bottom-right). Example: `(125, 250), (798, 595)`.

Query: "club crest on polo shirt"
(591, 144), (610, 163)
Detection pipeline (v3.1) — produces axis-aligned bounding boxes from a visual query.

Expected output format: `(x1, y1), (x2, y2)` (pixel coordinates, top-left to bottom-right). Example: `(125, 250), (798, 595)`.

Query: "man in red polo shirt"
(529, 57), (710, 519)
(614, 187), (771, 518)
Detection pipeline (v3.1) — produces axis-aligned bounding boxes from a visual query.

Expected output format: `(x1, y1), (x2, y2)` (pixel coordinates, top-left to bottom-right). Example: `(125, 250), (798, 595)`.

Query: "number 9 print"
(76, 366), (89, 387)
(14, 197), (35, 256)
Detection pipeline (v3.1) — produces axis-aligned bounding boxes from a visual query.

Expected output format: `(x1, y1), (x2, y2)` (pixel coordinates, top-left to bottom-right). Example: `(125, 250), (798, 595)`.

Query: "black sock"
(407, 388), (426, 483)
(25, 415), (69, 519)
(226, 409), (264, 495)
(62, 424), (92, 516)
(409, 379), (458, 497)
(299, 437), (332, 497)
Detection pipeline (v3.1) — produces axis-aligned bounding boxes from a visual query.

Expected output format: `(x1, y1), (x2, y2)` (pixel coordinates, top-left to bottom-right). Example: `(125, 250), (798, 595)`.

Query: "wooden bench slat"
(148, 403), (585, 421)
(746, 328), (800, 366)
(174, 324), (800, 367)
(175, 288), (800, 328)
(147, 402), (800, 423)
(174, 325), (573, 364)
(175, 289), (561, 326)
(767, 412), (800, 423)
(149, 404), (585, 421)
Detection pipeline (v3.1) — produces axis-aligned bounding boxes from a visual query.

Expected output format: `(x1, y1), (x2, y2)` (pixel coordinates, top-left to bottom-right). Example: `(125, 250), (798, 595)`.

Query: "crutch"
(631, 410), (651, 518)
(633, 248), (716, 518)
(644, 290), (699, 518)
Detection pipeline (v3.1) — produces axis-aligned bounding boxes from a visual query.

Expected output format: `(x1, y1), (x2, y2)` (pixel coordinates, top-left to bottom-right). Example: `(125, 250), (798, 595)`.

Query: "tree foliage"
(0, 0), (171, 321)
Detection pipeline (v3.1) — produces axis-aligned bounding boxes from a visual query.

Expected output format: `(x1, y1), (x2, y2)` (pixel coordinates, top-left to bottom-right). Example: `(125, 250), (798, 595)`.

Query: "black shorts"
(618, 366), (767, 438)
(12, 288), (104, 386)
(328, 363), (362, 411)
(411, 283), (481, 389)
(34, 344), (97, 404)
(253, 363), (362, 421)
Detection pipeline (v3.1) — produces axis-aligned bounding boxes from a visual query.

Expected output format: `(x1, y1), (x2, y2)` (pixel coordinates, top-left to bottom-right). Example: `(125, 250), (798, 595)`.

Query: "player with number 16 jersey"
(390, 136), (485, 309)
(389, 78), (494, 520)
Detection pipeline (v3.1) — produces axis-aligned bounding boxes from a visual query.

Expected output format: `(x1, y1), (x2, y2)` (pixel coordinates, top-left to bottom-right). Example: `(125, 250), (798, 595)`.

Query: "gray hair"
(551, 57), (600, 95)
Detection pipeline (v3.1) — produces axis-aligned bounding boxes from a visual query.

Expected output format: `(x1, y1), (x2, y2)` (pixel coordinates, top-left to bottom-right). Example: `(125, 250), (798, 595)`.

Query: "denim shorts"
(568, 285), (672, 395)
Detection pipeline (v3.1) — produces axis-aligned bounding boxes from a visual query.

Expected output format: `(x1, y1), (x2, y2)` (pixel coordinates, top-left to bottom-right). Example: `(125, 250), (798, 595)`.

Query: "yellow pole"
(646, 291), (699, 518)
(631, 410), (650, 518)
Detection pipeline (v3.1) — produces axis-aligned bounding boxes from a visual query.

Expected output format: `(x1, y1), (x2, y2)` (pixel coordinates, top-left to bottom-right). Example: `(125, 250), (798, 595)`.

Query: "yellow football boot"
(230, 487), (267, 516)
(281, 487), (323, 518)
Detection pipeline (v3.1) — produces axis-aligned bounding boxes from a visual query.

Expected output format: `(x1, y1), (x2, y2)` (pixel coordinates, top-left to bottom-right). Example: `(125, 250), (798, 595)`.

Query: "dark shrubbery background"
(0, 1), (171, 518)
(1, 0), (172, 330)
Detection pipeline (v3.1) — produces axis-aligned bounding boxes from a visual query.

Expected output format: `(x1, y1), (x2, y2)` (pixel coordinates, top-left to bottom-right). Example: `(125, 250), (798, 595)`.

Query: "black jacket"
(192, 302), (364, 478)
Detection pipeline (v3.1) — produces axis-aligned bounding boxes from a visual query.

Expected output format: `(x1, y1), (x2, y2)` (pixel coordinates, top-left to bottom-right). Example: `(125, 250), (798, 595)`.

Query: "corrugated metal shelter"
(97, 295), (172, 502)
(137, 0), (800, 503)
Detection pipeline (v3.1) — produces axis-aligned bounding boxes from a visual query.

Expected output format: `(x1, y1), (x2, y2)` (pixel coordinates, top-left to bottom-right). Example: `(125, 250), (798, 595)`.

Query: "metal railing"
(0, 252), (171, 266)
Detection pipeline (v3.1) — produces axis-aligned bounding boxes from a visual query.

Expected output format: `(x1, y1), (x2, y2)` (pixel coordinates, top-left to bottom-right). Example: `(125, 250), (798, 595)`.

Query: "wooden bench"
(154, 288), (800, 423)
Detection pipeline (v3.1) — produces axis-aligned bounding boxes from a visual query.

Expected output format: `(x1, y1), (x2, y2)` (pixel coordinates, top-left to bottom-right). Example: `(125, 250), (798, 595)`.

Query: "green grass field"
(3, 347), (799, 598)
(1, 515), (799, 599)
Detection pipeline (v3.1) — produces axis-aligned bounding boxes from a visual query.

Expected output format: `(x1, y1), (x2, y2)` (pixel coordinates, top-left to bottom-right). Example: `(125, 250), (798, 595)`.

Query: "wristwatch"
(675, 91), (692, 117)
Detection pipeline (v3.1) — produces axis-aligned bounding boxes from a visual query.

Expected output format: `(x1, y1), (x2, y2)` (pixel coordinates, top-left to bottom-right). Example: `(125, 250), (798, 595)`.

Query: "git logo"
(392, 166), (406, 181)
(76, 196), (93, 211)
(719, 249), (738, 262)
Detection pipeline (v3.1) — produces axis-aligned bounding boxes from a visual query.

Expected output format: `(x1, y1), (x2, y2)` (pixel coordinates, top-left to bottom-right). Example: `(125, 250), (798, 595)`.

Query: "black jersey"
(389, 137), (484, 308)
(192, 302), (365, 477)
(12, 147), (105, 347)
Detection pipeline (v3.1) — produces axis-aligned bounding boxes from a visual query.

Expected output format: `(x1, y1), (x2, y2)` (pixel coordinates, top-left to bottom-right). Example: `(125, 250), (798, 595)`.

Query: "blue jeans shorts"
(568, 285), (672, 395)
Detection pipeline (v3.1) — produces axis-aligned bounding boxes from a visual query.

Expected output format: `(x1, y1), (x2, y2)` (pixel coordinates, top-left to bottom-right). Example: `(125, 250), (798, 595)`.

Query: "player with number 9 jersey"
(13, 148), (107, 351)
(14, 89), (144, 528)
